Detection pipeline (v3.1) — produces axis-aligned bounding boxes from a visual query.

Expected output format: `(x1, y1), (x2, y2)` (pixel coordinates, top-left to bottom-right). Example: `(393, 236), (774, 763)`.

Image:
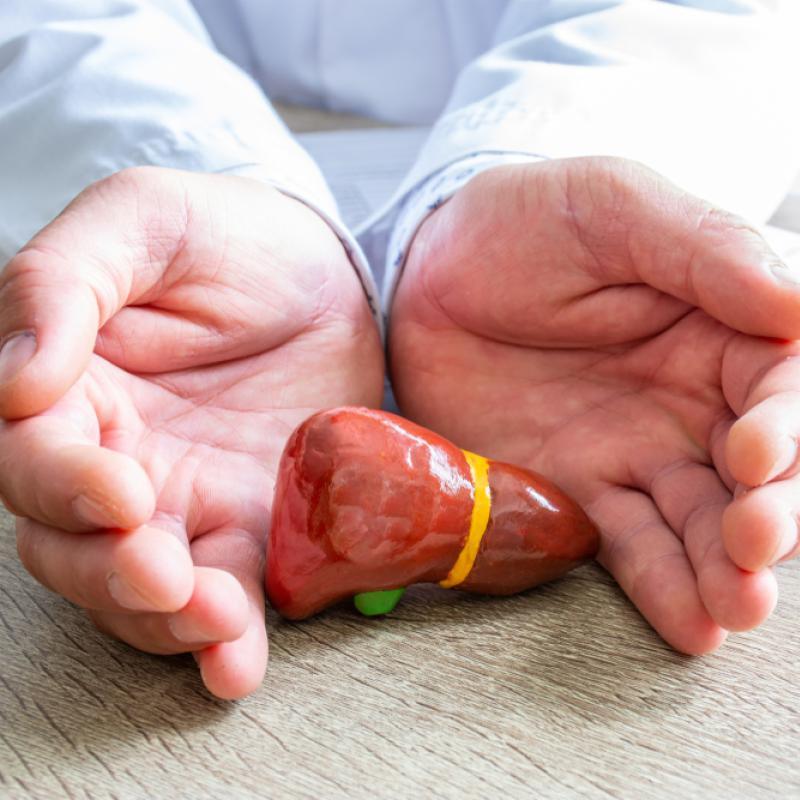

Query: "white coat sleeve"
(370, 0), (800, 306)
(0, 0), (379, 318)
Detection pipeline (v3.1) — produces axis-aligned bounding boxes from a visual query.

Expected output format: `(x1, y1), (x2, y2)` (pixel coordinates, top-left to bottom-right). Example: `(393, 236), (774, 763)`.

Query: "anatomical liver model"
(266, 407), (599, 620)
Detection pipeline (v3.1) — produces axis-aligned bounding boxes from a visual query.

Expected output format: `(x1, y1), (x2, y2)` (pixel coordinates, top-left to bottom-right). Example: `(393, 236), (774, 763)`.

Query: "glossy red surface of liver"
(266, 407), (598, 619)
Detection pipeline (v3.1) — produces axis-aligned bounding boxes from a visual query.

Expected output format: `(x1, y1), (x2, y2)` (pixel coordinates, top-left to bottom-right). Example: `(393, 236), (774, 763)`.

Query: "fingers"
(191, 528), (269, 700)
(16, 477), (268, 700)
(195, 600), (268, 701)
(727, 392), (800, 488)
(591, 486), (727, 655)
(86, 528), (267, 700)
(723, 479), (800, 572)
(88, 567), (249, 655)
(687, 501), (778, 634)
(168, 568), (249, 645)
(648, 460), (777, 632)
(720, 335), (800, 571)
(722, 335), (800, 486)
(0, 413), (155, 532)
(16, 519), (194, 613)
(561, 157), (800, 339)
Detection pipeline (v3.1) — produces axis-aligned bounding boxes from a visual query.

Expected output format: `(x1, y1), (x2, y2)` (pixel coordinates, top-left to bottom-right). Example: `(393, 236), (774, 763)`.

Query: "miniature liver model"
(266, 407), (599, 620)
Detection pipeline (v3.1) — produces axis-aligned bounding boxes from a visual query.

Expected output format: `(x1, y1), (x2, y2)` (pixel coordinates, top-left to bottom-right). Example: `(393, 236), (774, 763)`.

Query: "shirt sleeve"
(365, 0), (800, 309)
(0, 0), (380, 324)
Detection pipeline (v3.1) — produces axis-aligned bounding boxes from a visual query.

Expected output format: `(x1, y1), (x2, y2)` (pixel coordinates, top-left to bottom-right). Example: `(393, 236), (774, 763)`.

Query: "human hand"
(389, 157), (800, 654)
(0, 167), (383, 698)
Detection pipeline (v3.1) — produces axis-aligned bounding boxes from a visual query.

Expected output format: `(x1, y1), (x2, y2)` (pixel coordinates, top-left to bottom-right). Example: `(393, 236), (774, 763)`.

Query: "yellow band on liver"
(439, 450), (492, 589)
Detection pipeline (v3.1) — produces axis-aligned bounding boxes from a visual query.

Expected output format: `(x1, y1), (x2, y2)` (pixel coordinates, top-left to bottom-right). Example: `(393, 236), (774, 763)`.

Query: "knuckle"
(693, 205), (757, 237)
(85, 167), (188, 239)
(58, 167), (163, 229)
(93, 165), (168, 196)
(575, 155), (656, 189)
(574, 156), (670, 222)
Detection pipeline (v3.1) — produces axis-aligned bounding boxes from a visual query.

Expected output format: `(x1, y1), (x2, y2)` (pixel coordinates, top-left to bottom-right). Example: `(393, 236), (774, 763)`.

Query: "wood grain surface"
(2, 506), (799, 800)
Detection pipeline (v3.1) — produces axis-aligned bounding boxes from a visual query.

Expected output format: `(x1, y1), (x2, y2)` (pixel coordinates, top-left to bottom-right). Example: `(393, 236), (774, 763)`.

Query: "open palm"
(390, 158), (800, 653)
(0, 168), (383, 698)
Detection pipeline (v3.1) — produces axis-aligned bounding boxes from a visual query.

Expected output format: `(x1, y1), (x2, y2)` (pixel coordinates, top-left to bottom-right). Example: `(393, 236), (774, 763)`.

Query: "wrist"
(384, 153), (547, 313)
(219, 160), (382, 337)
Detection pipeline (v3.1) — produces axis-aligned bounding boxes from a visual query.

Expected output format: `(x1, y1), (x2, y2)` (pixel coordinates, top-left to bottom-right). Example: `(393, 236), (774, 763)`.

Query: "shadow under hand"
(0, 513), (230, 782)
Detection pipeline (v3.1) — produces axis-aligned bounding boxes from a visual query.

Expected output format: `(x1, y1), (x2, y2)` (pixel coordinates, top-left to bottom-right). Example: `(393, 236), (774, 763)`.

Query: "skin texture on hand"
(0, 167), (384, 699)
(389, 156), (800, 656)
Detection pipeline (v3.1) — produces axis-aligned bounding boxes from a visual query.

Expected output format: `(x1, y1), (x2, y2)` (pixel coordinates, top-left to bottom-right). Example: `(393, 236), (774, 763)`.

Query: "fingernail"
(107, 572), (159, 611)
(0, 331), (37, 384)
(168, 615), (215, 644)
(73, 494), (118, 529)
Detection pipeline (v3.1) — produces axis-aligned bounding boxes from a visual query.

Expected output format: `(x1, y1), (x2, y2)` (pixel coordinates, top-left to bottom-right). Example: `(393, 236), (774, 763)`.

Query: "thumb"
(0, 167), (189, 419)
(0, 255), (99, 419)
(562, 157), (800, 339)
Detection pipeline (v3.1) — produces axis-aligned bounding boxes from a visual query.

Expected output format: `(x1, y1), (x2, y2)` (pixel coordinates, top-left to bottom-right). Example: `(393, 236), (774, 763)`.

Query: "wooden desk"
(2, 508), (799, 798)
(2, 106), (799, 799)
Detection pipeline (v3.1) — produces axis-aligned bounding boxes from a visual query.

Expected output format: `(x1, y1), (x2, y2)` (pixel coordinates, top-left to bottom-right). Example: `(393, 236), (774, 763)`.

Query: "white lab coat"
(0, 0), (797, 311)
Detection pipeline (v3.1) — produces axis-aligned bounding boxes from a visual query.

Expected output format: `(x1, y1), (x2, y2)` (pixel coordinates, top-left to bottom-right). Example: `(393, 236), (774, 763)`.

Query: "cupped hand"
(389, 157), (800, 654)
(0, 167), (383, 698)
